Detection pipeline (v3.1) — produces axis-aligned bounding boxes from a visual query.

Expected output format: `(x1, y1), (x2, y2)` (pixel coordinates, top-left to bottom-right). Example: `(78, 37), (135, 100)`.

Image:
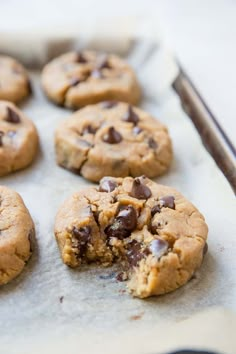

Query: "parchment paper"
(0, 20), (235, 354)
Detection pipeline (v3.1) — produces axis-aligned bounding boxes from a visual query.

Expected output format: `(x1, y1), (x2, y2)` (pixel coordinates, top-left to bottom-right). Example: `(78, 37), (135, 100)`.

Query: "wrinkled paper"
(0, 20), (235, 354)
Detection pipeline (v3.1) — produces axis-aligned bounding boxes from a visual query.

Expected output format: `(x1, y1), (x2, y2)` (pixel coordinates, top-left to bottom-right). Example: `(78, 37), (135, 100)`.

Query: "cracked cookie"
(54, 176), (208, 298)
(0, 55), (31, 103)
(41, 51), (141, 108)
(0, 185), (35, 285)
(55, 102), (172, 182)
(0, 101), (39, 176)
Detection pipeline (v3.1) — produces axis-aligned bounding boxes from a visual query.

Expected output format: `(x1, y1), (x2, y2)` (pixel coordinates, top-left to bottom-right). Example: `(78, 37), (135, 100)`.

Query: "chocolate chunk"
(126, 240), (144, 267)
(69, 77), (81, 87)
(130, 178), (152, 200)
(91, 69), (104, 79)
(99, 178), (118, 192)
(5, 107), (21, 124)
(82, 125), (97, 135)
(151, 205), (161, 216)
(105, 205), (137, 240)
(148, 137), (158, 149)
(96, 54), (111, 70)
(72, 226), (91, 257)
(76, 52), (87, 63)
(133, 126), (142, 135)
(102, 127), (122, 144)
(123, 105), (139, 125)
(149, 238), (168, 259)
(0, 131), (4, 147)
(101, 101), (118, 109)
(159, 195), (175, 209)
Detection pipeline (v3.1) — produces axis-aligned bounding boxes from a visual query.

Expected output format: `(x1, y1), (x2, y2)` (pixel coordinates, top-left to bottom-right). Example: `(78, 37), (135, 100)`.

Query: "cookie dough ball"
(0, 101), (39, 176)
(0, 55), (31, 103)
(0, 185), (35, 285)
(55, 102), (172, 182)
(41, 51), (141, 108)
(55, 176), (208, 298)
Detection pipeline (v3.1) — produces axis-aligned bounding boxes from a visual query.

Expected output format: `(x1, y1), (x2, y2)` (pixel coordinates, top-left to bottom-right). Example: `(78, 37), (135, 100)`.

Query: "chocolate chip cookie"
(0, 185), (35, 285)
(41, 51), (141, 108)
(54, 176), (208, 298)
(55, 102), (172, 182)
(0, 101), (39, 176)
(0, 55), (31, 103)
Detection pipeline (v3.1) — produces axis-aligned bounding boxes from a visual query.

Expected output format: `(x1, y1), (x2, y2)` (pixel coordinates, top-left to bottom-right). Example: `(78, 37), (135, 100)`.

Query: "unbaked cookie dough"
(41, 51), (141, 108)
(54, 176), (208, 298)
(0, 101), (39, 176)
(55, 102), (172, 182)
(0, 55), (31, 103)
(0, 185), (35, 285)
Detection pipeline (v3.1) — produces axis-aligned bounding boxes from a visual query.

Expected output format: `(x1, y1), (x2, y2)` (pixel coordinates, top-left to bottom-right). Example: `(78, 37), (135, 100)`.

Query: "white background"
(1, 0), (236, 143)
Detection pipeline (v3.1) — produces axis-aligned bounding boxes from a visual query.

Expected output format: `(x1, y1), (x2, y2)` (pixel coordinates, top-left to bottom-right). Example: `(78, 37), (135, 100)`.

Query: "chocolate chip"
(76, 52), (87, 63)
(149, 238), (168, 259)
(96, 54), (111, 70)
(101, 101), (118, 109)
(99, 178), (118, 192)
(159, 195), (175, 209)
(203, 242), (208, 256)
(133, 126), (142, 135)
(72, 226), (91, 257)
(91, 69), (104, 79)
(130, 178), (152, 200)
(0, 131), (4, 147)
(123, 105), (139, 125)
(117, 205), (137, 231)
(82, 125), (97, 135)
(126, 240), (144, 267)
(102, 127), (122, 144)
(105, 205), (137, 240)
(151, 205), (161, 216)
(5, 107), (21, 124)
(28, 228), (35, 253)
(69, 77), (81, 87)
(148, 137), (158, 149)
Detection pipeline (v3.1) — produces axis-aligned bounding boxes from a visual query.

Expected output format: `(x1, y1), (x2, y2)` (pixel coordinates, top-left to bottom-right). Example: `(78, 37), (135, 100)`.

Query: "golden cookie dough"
(0, 101), (39, 177)
(54, 176), (208, 298)
(55, 102), (172, 182)
(0, 55), (31, 103)
(0, 185), (35, 285)
(41, 51), (141, 108)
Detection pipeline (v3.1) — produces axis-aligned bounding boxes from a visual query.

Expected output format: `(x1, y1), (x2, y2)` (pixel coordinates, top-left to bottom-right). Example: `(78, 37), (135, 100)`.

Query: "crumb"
(59, 296), (64, 303)
(129, 312), (144, 321)
(116, 271), (128, 282)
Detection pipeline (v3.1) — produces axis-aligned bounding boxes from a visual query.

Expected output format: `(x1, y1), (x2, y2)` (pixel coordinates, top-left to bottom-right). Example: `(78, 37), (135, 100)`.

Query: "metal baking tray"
(0, 21), (235, 354)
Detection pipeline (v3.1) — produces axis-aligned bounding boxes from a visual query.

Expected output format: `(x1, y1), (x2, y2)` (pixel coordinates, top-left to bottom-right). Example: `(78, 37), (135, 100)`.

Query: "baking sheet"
(0, 21), (236, 354)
